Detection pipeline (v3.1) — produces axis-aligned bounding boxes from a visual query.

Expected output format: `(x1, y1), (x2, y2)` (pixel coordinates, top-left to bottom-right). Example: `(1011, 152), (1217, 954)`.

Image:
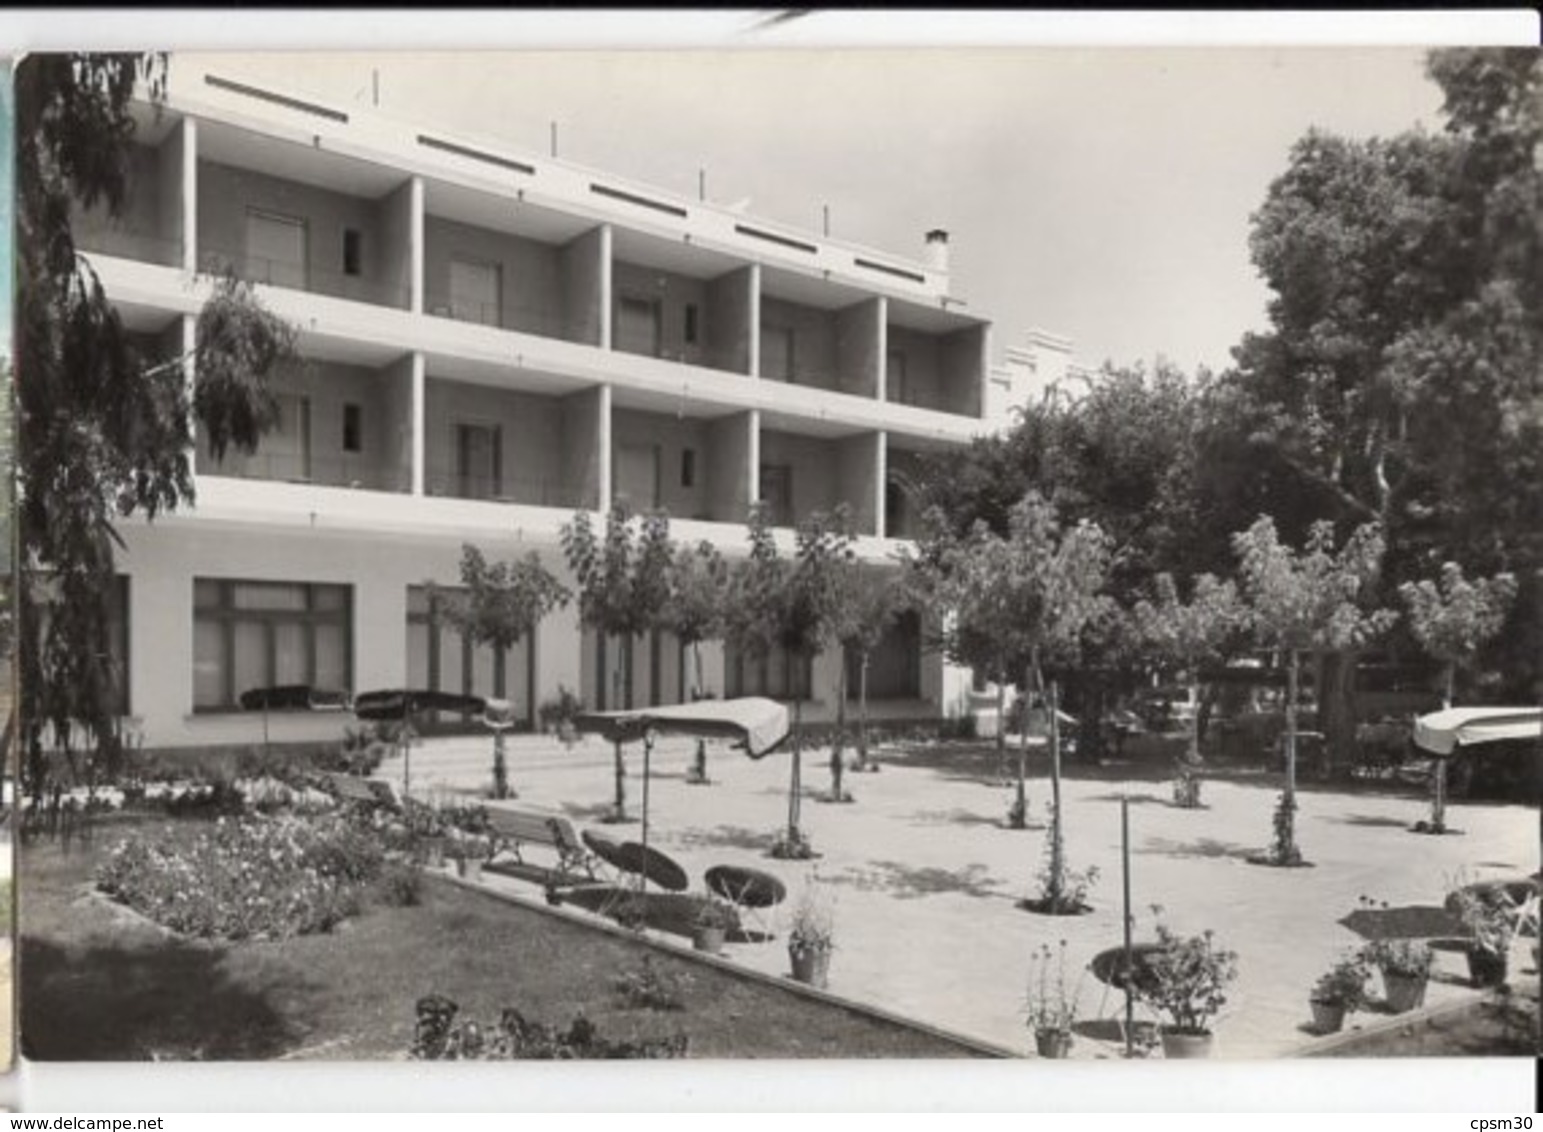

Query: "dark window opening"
(684, 304), (699, 345)
(342, 403), (363, 453)
(342, 228), (362, 276)
(681, 448), (696, 489)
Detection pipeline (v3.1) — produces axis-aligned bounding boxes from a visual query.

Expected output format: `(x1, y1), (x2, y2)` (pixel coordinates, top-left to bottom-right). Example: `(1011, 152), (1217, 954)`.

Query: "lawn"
(20, 814), (983, 1061)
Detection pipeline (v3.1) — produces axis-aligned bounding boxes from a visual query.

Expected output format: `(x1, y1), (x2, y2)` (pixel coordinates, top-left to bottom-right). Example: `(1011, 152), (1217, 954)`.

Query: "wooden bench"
(484, 808), (600, 888)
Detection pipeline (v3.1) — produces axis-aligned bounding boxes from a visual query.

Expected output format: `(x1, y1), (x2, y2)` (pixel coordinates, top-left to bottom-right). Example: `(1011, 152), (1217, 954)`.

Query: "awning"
(576, 697), (790, 758)
(1412, 707), (1543, 757)
(352, 689), (488, 721)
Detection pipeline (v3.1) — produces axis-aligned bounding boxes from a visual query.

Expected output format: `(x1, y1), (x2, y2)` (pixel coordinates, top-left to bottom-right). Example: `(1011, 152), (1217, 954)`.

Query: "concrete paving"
(377, 732), (1539, 1059)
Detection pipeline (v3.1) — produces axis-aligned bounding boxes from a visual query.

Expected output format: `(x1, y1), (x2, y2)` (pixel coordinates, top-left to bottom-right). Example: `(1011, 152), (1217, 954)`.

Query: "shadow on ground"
(668, 824), (779, 854)
(21, 936), (306, 1060)
(905, 808), (1012, 829)
(1136, 836), (1258, 862)
(1337, 904), (1466, 940)
(1321, 813), (1418, 829)
(825, 860), (1008, 901)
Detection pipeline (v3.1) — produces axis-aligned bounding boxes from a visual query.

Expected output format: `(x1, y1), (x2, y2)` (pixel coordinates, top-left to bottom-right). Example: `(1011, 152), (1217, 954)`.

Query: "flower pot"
(789, 946), (831, 989)
(455, 858), (483, 883)
(1381, 971), (1428, 1014)
(694, 925), (727, 955)
(1309, 998), (1347, 1034)
(1465, 947), (1508, 988)
(1159, 1028), (1215, 1059)
(1034, 1029), (1073, 1059)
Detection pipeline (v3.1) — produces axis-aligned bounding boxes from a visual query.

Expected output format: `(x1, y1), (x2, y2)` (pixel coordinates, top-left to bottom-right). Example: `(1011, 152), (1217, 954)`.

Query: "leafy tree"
(560, 502), (674, 820)
(725, 505), (855, 856)
(1133, 573), (1247, 806)
(1232, 517), (1395, 864)
(443, 544), (570, 799)
(663, 540), (729, 784)
(1398, 563), (1518, 830)
(15, 54), (298, 795)
(836, 569), (911, 775)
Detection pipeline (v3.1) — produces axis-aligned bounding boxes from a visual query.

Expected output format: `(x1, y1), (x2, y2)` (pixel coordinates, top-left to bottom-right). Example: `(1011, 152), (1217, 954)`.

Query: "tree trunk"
(831, 654), (847, 800)
(691, 641), (708, 782)
(1285, 651), (1298, 809)
(1318, 648), (1359, 779)
(856, 653), (871, 769)
(1431, 661), (1456, 831)
(995, 674), (1008, 784)
(492, 731), (509, 799)
(1048, 679), (1064, 907)
(613, 739), (627, 820)
(788, 695), (804, 838)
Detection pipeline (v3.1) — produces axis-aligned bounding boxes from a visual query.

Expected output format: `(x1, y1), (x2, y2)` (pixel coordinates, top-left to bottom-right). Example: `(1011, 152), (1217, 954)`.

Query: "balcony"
(196, 157), (414, 310)
(609, 407), (752, 524)
(611, 258), (754, 377)
(885, 309), (987, 419)
(884, 442), (932, 540)
(423, 376), (598, 511)
(195, 358), (412, 493)
(759, 428), (880, 535)
(73, 141), (183, 267)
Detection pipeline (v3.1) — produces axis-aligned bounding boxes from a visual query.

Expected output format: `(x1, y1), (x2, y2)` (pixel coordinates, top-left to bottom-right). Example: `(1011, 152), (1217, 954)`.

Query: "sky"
(190, 44), (1448, 374)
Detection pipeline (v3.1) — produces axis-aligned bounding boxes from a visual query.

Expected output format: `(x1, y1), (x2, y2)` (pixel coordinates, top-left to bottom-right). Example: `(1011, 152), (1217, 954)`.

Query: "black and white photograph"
(5, 13), (1540, 1106)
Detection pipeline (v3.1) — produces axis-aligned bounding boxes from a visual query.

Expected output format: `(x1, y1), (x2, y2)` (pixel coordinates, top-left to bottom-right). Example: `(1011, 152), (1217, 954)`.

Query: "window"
(759, 464), (793, 527)
(342, 403), (363, 454)
(407, 585), (530, 719)
(681, 447), (696, 489)
(683, 303), (699, 345)
(342, 228), (362, 276)
(193, 580), (352, 711)
(615, 296), (663, 357)
(726, 641), (811, 701)
(245, 209), (308, 289)
(455, 422), (502, 500)
(761, 323), (795, 382)
(845, 608), (921, 700)
(449, 258), (501, 327)
(885, 480), (906, 538)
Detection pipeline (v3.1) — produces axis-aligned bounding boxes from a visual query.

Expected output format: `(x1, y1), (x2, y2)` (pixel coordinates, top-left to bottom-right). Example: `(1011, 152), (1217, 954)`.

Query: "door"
(264, 393), (312, 481)
(245, 210), (308, 289)
(886, 349), (909, 404)
(615, 296), (663, 357)
(761, 324), (795, 382)
(613, 443), (660, 511)
(450, 258), (502, 327)
(455, 423), (501, 500)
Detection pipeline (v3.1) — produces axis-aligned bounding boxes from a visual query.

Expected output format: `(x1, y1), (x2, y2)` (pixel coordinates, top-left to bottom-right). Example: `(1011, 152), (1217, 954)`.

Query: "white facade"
(75, 63), (1071, 749)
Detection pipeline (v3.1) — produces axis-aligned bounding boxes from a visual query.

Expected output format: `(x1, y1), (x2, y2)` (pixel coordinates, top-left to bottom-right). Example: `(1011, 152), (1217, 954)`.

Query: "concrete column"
(599, 224), (614, 351)
(181, 117), (198, 274)
(876, 296), (888, 403)
(747, 408), (761, 505)
(875, 430), (888, 539)
(597, 382), (613, 512)
(410, 352), (425, 496)
(410, 175), (425, 314)
(748, 263), (762, 378)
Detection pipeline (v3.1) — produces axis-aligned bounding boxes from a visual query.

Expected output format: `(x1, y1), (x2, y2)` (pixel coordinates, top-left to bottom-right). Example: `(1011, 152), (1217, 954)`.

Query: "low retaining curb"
(432, 868), (1020, 1059)
(1290, 985), (1492, 1057)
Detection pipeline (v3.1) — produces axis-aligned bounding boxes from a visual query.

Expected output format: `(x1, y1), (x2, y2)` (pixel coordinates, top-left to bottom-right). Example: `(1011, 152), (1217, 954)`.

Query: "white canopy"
(576, 696), (791, 758)
(1412, 707), (1543, 757)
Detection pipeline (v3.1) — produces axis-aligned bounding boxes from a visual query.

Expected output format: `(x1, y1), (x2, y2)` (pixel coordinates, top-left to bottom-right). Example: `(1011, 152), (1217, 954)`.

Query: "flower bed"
(96, 812), (386, 941)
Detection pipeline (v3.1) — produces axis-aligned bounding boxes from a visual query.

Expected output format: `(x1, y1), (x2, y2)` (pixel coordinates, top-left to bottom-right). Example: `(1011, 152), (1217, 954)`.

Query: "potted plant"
(1308, 952), (1369, 1034)
(1359, 934), (1433, 1013)
(1136, 922), (1239, 1059)
(787, 879), (836, 988)
(692, 894), (739, 955)
(1024, 940), (1081, 1058)
(403, 797), (449, 868)
(1449, 880), (1519, 988)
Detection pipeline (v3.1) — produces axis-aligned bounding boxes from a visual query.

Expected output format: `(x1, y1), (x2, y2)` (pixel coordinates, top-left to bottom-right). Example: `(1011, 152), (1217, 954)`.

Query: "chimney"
(924, 228), (950, 274)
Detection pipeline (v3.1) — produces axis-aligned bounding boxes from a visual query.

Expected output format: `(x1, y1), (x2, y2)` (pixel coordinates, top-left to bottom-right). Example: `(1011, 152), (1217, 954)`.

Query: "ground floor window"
(193, 579), (351, 711)
(725, 641), (812, 701)
(406, 585), (534, 724)
(846, 609), (921, 700)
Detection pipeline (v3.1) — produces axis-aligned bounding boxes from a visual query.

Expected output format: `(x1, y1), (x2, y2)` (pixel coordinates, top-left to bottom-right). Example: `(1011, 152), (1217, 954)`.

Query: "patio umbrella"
(575, 697), (791, 893)
(239, 684), (350, 755)
(1411, 707), (1542, 831)
(352, 688), (488, 796)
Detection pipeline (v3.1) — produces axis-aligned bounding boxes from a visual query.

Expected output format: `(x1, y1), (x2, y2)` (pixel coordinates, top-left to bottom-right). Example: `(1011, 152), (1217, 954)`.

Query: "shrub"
(611, 956), (690, 1011)
(96, 812), (387, 941)
(1136, 920), (1239, 1035)
(373, 860), (424, 908)
(1312, 952), (1370, 1010)
(410, 995), (688, 1060)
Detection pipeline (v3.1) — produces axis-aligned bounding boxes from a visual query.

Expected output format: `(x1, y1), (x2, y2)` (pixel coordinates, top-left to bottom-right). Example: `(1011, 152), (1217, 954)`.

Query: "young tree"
(16, 54), (298, 795)
(444, 544), (570, 799)
(1233, 517), (1396, 864)
(1398, 563), (1518, 830)
(837, 569), (911, 776)
(1133, 573), (1247, 806)
(560, 502), (674, 820)
(664, 540), (729, 784)
(725, 505), (855, 856)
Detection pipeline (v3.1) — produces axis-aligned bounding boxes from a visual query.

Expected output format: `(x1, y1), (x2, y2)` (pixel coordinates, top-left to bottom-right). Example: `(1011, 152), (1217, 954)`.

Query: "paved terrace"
(376, 733), (1539, 1058)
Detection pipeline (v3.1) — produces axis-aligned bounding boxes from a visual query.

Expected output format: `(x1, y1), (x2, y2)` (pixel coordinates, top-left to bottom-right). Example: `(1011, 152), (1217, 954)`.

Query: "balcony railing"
(198, 452), (408, 493)
(199, 246), (412, 309)
(75, 225), (182, 267)
(423, 466), (589, 510)
(423, 290), (580, 342)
